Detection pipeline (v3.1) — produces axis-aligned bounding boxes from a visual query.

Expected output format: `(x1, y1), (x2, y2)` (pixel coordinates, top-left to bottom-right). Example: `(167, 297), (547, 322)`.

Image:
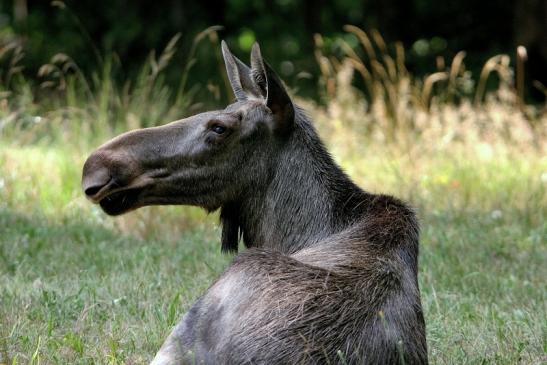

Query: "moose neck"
(229, 109), (370, 254)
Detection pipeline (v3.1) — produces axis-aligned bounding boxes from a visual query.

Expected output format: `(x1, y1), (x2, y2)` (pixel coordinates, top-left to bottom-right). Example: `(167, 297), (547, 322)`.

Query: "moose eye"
(211, 124), (226, 134)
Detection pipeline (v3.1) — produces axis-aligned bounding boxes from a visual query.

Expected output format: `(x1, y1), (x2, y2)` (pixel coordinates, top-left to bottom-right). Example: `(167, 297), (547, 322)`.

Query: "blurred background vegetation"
(0, 0), (546, 104)
(0, 0), (545, 144)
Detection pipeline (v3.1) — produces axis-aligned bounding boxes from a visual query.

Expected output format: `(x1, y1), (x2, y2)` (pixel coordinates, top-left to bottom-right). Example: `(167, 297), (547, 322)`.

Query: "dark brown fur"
(82, 42), (428, 364)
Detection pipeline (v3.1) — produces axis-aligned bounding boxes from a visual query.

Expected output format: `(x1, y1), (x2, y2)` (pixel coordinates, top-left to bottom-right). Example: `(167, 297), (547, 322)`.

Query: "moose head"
(82, 43), (295, 250)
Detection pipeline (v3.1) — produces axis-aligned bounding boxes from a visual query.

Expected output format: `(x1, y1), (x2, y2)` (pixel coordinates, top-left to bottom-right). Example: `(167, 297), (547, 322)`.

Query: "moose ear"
(250, 43), (295, 131)
(221, 40), (260, 101)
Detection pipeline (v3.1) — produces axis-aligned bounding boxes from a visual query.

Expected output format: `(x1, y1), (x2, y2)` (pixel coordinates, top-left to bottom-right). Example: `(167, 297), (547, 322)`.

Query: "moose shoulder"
(82, 42), (428, 364)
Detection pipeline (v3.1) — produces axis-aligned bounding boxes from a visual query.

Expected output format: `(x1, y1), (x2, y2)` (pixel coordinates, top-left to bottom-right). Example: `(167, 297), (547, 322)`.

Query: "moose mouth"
(99, 189), (142, 215)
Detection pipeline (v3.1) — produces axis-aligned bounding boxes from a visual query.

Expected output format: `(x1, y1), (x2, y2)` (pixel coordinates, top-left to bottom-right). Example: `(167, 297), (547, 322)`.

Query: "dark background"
(1, 0), (545, 101)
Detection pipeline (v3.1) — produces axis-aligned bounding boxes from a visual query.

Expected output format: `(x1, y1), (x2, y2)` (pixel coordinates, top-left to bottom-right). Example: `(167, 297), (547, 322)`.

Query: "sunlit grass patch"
(0, 145), (213, 241)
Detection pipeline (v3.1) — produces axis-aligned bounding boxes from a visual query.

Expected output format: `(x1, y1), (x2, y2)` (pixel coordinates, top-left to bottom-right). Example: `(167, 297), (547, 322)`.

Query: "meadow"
(0, 28), (546, 364)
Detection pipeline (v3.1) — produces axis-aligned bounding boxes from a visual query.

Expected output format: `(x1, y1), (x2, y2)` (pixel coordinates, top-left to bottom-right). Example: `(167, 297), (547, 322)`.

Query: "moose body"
(82, 42), (427, 364)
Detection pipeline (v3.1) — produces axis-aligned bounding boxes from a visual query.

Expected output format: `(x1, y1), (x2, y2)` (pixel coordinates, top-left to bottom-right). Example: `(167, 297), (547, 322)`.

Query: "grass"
(1, 137), (545, 364)
(1, 26), (546, 364)
(0, 147), (231, 364)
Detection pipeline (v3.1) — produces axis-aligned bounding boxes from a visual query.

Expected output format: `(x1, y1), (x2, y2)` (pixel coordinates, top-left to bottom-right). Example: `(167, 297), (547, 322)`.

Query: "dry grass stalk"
(447, 51), (466, 102)
(516, 45), (527, 111)
(311, 26), (545, 149)
(422, 72), (448, 110)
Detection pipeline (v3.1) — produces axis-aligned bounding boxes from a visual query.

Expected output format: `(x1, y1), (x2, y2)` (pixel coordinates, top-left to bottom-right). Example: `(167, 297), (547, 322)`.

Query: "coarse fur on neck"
(219, 106), (373, 254)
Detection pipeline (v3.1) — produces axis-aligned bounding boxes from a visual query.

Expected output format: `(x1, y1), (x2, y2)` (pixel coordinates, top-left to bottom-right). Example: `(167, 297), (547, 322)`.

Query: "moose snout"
(82, 153), (112, 202)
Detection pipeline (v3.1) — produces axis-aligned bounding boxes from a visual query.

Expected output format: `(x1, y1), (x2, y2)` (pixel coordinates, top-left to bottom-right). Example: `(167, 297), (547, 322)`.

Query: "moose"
(82, 42), (428, 364)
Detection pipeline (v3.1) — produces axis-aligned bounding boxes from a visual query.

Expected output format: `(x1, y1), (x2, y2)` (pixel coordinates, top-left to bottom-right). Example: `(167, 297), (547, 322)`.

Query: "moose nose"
(84, 183), (105, 197)
(82, 168), (111, 199)
(82, 155), (111, 200)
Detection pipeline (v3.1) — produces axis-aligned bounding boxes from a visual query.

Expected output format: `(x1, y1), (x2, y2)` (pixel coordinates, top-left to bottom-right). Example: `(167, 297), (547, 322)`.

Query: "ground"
(0, 132), (545, 364)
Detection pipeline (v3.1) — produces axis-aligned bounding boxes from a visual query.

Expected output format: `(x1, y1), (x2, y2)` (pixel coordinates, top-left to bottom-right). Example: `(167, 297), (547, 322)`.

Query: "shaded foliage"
(0, 0), (544, 101)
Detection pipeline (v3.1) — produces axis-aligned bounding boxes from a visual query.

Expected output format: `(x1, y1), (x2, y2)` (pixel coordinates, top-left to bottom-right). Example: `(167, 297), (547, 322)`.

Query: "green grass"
(0, 145), (231, 364)
(0, 136), (545, 364)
